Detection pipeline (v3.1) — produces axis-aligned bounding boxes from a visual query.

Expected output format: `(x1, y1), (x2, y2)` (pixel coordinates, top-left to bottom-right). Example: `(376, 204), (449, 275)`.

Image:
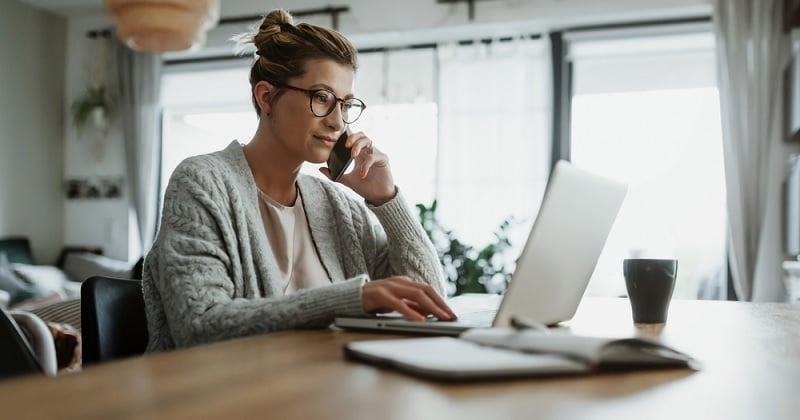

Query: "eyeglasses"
(272, 82), (366, 124)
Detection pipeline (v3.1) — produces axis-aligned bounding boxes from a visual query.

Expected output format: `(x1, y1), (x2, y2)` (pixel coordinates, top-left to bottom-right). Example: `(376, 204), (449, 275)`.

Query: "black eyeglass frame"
(270, 81), (367, 124)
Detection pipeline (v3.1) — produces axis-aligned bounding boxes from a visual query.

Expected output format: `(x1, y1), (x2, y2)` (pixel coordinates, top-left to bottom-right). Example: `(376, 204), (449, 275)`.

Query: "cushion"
(0, 237), (34, 264)
(9, 293), (64, 311)
(10, 263), (76, 298)
(26, 298), (82, 332)
(62, 252), (133, 283)
(0, 252), (50, 305)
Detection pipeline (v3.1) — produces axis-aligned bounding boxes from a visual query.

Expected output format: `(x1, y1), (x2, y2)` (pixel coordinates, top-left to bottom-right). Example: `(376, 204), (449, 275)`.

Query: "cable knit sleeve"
(142, 158), (366, 351)
(360, 189), (447, 297)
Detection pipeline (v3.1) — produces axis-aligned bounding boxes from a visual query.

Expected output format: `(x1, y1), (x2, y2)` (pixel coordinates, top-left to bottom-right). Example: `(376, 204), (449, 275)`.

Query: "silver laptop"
(334, 160), (627, 335)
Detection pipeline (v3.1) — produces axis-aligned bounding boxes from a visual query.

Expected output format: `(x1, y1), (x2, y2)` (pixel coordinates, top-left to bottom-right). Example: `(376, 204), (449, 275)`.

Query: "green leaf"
(416, 199), (521, 296)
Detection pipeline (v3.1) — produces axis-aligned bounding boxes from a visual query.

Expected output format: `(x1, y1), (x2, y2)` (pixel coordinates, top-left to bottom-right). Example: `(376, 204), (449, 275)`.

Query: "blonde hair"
(234, 9), (358, 116)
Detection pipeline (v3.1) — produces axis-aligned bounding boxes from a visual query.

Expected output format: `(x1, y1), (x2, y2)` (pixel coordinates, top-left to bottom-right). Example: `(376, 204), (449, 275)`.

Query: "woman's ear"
(254, 81), (275, 117)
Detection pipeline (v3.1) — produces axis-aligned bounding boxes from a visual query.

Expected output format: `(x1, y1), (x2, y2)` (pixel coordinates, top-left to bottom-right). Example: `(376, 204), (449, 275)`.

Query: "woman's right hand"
(361, 277), (457, 321)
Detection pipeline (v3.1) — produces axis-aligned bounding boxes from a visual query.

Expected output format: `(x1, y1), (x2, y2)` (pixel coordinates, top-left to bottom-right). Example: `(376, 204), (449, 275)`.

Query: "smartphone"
(326, 129), (353, 182)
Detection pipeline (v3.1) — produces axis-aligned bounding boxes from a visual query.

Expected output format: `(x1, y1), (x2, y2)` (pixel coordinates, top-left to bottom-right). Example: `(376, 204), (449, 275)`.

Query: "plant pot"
(91, 107), (108, 128)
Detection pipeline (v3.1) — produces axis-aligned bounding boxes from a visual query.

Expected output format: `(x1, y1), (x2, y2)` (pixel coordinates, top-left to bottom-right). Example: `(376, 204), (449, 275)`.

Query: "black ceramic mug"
(623, 259), (678, 324)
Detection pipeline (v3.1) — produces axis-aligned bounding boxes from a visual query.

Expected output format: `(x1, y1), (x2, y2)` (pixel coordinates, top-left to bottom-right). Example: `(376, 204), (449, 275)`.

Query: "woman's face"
(269, 58), (355, 165)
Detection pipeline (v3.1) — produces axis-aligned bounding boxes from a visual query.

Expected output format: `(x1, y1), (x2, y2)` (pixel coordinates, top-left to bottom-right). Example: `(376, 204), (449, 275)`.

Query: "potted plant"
(416, 200), (517, 296)
(71, 84), (114, 134)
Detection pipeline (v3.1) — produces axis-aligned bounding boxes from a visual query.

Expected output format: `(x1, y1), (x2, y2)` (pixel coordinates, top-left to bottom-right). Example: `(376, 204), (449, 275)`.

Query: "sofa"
(0, 236), (142, 374)
(0, 237), (141, 306)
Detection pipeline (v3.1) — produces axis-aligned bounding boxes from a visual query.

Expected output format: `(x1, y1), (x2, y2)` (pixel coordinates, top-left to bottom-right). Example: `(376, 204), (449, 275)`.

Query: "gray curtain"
(112, 39), (162, 256)
(712, 0), (791, 301)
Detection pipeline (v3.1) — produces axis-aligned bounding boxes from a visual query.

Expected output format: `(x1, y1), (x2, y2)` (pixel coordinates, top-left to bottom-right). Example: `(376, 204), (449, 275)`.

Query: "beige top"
(258, 188), (331, 294)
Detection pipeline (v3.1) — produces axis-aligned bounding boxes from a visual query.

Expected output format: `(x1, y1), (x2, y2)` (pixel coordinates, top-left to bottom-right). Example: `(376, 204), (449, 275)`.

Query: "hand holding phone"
(326, 129), (353, 182)
(323, 130), (397, 204)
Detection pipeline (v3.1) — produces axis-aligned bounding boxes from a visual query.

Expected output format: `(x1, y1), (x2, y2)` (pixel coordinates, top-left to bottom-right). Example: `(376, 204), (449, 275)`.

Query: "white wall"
(0, 1), (66, 264)
(62, 14), (129, 261)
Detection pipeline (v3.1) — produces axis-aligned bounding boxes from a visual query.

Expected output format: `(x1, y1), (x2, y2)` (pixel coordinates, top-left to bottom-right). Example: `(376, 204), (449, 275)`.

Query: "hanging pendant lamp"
(104, 0), (221, 52)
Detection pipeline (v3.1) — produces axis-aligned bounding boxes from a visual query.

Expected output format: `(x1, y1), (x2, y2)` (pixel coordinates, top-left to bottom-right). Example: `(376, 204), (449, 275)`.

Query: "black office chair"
(80, 276), (149, 365)
(0, 308), (43, 378)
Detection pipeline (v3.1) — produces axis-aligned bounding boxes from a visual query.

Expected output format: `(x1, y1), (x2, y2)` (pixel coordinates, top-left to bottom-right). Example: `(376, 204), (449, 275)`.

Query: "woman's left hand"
(320, 131), (396, 205)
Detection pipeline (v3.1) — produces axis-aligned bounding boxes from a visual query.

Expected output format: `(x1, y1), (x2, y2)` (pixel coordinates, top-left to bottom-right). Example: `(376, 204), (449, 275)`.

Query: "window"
(567, 28), (726, 299)
(356, 41), (552, 247)
(160, 65), (256, 199)
(160, 40), (552, 260)
(434, 39), (551, 249)
(158, 24), (725, 300)
(351, 48), (438, 207)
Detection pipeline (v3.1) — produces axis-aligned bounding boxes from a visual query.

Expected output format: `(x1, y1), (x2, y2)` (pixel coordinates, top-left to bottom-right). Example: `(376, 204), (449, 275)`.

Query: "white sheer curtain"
(113, 40), (162, 257)
(436, 38), (552, 251)
(712, 0), (791, 301)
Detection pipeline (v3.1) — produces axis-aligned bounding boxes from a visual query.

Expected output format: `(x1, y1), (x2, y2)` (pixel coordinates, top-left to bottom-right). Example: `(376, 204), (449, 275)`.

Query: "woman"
(142, 9), (455, 351)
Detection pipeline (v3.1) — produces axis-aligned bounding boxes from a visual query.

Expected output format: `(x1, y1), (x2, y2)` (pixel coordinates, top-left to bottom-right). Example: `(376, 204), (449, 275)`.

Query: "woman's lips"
(316, 135), (337, 144)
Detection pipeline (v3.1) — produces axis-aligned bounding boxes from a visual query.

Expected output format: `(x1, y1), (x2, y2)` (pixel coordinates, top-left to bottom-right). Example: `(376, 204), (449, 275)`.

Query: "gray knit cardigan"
(142, 141), (446, 351)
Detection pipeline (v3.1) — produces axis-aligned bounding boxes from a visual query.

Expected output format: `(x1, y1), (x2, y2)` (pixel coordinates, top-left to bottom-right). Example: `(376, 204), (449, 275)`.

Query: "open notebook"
(335, 160), (628, 334)
(344, 328), (700, 381)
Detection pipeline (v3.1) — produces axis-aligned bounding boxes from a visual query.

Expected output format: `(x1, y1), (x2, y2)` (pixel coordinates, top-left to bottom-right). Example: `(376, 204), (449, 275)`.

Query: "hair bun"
(263, 9), (294, 28)
(239, 9), (295, 53)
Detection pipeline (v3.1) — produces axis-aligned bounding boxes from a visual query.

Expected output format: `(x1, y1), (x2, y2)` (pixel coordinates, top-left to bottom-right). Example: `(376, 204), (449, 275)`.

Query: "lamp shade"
(104, 0), (220, 52)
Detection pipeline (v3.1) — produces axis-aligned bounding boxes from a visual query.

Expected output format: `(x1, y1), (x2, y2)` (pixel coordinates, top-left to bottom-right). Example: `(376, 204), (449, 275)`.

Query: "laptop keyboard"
(430, 309), (495, 326)
(436, 294), (503, 326)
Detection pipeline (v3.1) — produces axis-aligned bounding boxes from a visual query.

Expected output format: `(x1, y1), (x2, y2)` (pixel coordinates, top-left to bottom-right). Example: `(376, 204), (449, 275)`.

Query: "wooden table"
(0, 298), (798, 420)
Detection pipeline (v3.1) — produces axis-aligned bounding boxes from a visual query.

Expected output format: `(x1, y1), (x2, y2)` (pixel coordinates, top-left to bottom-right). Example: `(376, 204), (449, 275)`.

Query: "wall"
(62, 14), (129, 261)
(0, 1), (66, 264)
